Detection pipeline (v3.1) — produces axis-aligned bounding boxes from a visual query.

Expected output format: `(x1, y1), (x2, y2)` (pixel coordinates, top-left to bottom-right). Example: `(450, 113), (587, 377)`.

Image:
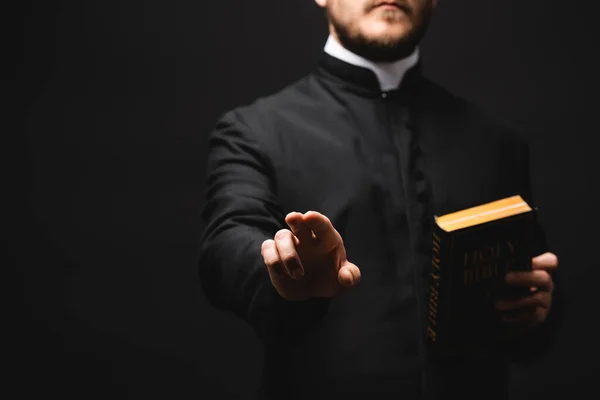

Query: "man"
(199, 1), (562, 399)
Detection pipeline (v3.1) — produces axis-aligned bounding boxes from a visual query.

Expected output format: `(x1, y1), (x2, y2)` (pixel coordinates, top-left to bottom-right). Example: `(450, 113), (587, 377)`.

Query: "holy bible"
(425, 195), (537, 355)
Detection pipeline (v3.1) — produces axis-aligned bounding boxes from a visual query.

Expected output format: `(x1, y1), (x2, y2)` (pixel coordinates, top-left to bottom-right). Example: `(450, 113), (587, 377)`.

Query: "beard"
(328, 4), (434, 62)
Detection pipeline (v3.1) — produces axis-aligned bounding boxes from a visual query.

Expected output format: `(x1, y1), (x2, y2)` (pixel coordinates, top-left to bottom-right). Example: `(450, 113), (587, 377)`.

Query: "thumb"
(532, 252), (558, 271)
(338, 261), (361, 288)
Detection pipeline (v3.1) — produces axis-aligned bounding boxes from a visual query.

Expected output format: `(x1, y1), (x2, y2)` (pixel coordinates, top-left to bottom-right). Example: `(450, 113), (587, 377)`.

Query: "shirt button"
(381, 92), (387, 99)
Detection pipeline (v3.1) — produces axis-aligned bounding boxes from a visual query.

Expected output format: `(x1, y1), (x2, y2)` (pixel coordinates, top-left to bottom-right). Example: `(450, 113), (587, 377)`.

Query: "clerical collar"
(323, 35), (420, 92)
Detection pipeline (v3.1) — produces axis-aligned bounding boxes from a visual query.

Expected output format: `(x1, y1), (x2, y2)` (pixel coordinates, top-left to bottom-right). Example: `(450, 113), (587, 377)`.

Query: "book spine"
(426, 223), (449, 351)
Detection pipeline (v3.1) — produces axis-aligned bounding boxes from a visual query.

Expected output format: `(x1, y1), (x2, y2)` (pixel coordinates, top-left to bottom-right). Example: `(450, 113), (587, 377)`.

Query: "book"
(425, 194), (537, 356)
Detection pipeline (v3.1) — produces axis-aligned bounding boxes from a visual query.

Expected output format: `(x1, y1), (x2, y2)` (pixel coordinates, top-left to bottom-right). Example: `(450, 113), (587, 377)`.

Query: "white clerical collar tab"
(324, 35), (419, 91)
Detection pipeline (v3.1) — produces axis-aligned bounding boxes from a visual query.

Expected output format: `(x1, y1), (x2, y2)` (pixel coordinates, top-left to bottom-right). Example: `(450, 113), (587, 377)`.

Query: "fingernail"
(291, 268), (304, 280)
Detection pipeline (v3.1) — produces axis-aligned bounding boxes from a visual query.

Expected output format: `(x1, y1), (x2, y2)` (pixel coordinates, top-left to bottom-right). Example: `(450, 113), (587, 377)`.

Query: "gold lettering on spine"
(427, 231), (443, 342)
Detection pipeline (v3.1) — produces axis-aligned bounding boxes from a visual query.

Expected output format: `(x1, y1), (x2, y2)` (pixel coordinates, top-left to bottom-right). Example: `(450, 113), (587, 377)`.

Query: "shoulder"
(418, 76), (528, 148)
(216, 76), (318, 135)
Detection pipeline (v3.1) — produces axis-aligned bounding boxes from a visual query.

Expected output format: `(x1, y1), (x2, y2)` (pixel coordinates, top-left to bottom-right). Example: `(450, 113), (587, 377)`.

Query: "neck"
(323, 35), (420, 91)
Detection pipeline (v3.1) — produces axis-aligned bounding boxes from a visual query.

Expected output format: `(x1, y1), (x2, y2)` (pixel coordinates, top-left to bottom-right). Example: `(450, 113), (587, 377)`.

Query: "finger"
(274, 229), (304, 280)
(506, 270), (553, 292)
(495, 291), (550, 311)
(286, 212), (315, 244)
(261, 239), (287, 279)
(338, 261), (361, 288)
(532, 252), (559, 271)
(302, 211), (340, 251)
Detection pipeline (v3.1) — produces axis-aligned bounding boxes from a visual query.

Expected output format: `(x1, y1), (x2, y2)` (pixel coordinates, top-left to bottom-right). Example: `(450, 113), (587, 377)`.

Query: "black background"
(16, 0), (599, 398)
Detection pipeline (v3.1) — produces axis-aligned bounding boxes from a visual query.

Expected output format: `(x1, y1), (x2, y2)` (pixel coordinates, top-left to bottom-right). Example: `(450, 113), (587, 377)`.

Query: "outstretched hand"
(261, 211), (361, 301)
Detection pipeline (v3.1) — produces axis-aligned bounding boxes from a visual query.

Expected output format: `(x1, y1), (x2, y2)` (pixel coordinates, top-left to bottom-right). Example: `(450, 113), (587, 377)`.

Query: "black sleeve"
(198, 111), (329, 343)
(499, 136), (565, 364)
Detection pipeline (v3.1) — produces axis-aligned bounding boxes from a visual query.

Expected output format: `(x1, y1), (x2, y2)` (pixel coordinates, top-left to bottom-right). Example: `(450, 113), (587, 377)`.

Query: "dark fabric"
(198, 52), (561, 399)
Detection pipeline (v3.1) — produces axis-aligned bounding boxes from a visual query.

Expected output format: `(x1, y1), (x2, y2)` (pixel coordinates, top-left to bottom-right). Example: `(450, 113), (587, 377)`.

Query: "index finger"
(302, 211), (340, 251)
(285, 212), (315, 244)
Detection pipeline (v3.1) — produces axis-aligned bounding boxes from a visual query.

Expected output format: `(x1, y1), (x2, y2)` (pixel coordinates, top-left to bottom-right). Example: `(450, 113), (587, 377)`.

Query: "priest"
(199, 1), (562, 399)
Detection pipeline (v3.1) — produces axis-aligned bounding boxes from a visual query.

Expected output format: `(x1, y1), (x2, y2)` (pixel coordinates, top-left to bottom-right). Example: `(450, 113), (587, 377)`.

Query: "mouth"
(372, 1), (410, 14)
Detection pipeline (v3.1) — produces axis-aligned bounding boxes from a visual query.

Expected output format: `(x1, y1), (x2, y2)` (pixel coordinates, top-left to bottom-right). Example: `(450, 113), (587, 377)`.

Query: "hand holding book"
(495, 252), (558, 326)
(425, 195), (559, 355)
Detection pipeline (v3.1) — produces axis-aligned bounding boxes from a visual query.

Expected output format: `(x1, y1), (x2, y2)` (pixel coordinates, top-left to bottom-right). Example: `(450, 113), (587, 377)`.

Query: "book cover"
(425, 195), (536, 355)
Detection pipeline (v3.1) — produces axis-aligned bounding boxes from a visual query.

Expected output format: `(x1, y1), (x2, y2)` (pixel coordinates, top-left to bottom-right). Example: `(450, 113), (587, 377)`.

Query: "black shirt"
(199, 52), (561, 400)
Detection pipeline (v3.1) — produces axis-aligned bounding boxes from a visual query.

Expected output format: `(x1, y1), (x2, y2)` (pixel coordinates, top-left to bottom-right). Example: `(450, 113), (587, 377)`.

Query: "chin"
(364, 30), (410, 48)
(364, 21), (410, 41)
(334, 16), (420, 61)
